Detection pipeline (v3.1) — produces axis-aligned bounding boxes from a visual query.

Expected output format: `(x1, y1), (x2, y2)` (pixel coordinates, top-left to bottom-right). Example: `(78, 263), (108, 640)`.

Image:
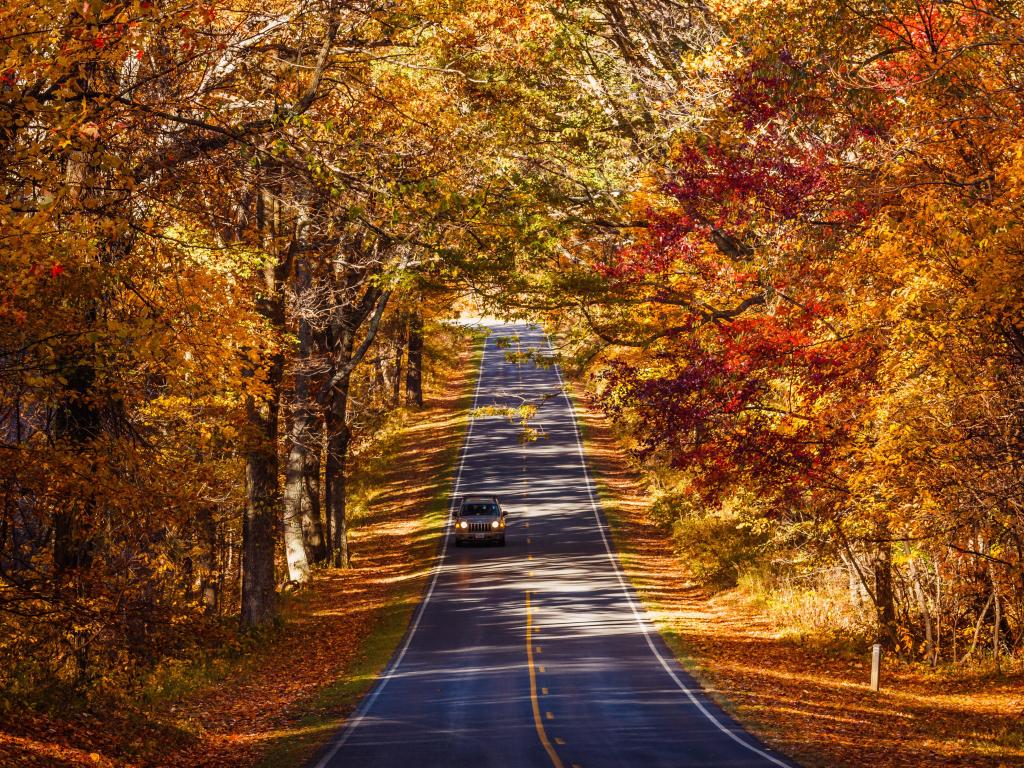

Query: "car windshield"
(461, 502), (499, 516)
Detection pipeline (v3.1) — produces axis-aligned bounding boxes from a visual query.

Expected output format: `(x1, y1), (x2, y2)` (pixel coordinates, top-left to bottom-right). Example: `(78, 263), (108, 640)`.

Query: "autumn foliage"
(1, 0), (1021, 757)
(0, 0), (566, 701)
(558, 0), (1024, 663)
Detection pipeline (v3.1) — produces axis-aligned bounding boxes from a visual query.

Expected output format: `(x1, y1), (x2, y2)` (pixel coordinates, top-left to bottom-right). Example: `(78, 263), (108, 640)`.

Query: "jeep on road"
(453, 496), (507, 546)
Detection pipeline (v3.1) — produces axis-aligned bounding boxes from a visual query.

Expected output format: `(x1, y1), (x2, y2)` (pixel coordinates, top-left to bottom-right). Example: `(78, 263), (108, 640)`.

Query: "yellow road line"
(526, 591), (563, 768)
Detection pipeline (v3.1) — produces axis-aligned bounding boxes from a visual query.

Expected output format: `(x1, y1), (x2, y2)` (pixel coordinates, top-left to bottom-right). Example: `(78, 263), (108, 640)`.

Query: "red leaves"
(666, 133), (831, 225)
(598, 211), (698, 280)
(26, 262), (66, 279)
(599, 301), (870, 513)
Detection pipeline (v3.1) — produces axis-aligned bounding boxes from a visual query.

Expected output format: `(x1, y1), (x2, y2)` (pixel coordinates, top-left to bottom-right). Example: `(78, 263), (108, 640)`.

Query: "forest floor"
(570, 383), (1024, 768)
(0, 332), (479, 768)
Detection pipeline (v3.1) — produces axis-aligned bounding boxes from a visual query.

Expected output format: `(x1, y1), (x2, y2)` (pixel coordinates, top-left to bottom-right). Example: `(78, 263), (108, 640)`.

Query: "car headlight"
(491, 520), (500, 529)
(457, 520), (468, 529)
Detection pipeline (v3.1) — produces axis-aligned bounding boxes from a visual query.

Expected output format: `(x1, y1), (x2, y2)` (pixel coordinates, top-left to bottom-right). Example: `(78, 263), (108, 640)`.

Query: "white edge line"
(545, 334), (793, 768)
(310, 330), (490, 768)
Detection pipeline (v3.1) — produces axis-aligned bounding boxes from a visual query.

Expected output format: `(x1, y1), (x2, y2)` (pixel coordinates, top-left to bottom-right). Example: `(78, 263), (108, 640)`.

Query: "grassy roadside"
(565, 380), (1024, 768)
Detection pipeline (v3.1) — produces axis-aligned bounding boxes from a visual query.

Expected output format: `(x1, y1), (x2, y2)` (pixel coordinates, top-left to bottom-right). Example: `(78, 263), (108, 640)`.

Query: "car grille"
(467, 521), (493, 533)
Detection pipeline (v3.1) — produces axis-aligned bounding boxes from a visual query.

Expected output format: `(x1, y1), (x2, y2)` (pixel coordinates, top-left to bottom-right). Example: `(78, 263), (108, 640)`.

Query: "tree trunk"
(242, 381), (281, 628)
(906, 550), (934, 664)
(392, 322), (405, 408)
(993, 586), (1002, 673)
(197, 504), (221, 614)
(282, 255), (317, 582)
(282, 408), (312, 584)
(323, 424), (332, 557)
(406, 311), (423, 408)
(241, 358), (282, 626)
(964, 591), (994, 662)
(240, 190), (289, 629)
(373, 354), (386, 397)
(52, 360), (103, 686)
(320, 281), (389, 569)
(53, 363), (101, 577)
(326, 375), (352, 569)
(934, 563), (942, 664)
(873, 543), (898, 650)
(301, 415), (326, 563)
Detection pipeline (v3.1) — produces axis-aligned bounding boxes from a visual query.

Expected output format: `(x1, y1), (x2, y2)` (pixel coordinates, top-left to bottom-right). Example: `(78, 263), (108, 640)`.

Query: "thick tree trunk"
(405, 311), (423, 408)
(321, 284), (389, 568)
(282, 413), (312, 584)
(242, 381), (281, 628)
(282, 256), (317, 582)
(241, 190), (289, 629)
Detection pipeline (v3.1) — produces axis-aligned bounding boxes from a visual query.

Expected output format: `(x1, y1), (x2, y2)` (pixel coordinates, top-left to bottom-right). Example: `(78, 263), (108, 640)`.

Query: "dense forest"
(1, 0), (1021, 730)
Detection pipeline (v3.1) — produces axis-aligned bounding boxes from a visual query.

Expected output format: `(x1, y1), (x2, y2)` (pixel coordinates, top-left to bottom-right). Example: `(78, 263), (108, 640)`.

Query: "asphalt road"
(311, 322), (796, 768)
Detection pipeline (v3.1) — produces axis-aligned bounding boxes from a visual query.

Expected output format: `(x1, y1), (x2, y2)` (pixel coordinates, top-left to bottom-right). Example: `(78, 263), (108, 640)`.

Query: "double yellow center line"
(526, 590), (563, 768)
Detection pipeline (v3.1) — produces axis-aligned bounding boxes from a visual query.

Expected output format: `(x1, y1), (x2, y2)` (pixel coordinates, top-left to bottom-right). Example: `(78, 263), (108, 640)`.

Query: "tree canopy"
(1, 0), (1021, 702)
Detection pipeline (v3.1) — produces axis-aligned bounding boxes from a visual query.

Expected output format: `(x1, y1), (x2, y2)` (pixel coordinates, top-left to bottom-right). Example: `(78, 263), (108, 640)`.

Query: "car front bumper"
(454, 530), (505, 543)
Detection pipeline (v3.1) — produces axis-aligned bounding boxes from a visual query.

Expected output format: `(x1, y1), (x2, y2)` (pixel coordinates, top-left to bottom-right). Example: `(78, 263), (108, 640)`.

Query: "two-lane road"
(311, 322), (795, 768)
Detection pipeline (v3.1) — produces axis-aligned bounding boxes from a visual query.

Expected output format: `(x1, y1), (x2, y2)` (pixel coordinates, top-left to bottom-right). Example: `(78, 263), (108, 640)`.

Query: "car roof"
(461, 496), (499, 505)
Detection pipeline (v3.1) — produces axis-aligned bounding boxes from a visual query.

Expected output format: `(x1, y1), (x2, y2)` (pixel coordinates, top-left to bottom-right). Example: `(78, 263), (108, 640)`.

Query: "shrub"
(652, 492), (765, 589)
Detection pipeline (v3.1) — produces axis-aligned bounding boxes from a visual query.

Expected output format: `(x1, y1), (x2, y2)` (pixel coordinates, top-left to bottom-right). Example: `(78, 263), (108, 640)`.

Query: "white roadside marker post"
(870, 643), (882, 692)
